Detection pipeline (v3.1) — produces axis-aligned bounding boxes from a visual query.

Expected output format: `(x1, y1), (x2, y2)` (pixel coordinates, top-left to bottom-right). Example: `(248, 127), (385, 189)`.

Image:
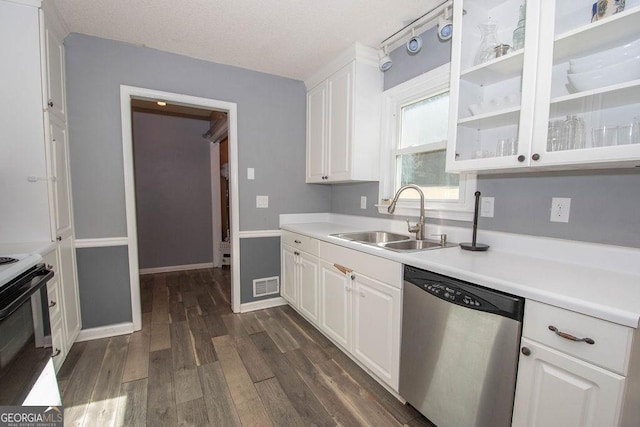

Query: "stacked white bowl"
(567, 38), (640, 92)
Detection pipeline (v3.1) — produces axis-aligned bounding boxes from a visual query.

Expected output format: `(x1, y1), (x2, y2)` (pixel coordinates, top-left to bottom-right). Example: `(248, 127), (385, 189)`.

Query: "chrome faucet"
(387, 184), (426, 240)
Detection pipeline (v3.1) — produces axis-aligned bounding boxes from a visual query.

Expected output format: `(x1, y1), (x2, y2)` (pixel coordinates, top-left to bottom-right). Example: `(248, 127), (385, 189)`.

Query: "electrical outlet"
(550, 197), (571, 223)
(360, 196), (367, 209)
(480, 197), (494, 217)
(256, 195), (268, 208)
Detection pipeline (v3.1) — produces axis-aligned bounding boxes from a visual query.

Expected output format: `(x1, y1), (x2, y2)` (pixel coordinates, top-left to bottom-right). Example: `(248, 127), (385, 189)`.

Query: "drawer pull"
(333, 264), (353, 275)
(49, 300), (57, 308)
(52, 348), (61, 357)
(294, 240), (302, 244)
(548, 325), (595, 345)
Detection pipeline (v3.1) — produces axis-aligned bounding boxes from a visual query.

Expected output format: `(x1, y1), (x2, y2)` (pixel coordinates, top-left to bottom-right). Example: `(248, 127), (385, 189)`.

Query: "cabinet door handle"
(333, 264), (353, 275)
(350, 274), (355, 280)
(52, 348), (61, 357)
(517, 155), (526, 162)
(56, 236), (62, 241)
(294, 240), (302, 244)
(49, 300), (57, 308)
(521, 346), (531, 356)
(532, 153), (540, 161)
(48, 101), (54, 108)
(548, 325), (595, 344)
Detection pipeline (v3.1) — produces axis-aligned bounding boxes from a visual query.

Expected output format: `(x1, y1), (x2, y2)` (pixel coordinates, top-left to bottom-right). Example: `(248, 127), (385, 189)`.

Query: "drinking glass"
(633, 117), (640, 144)
(617, 125), (634, 146)
(591, 126), (617, 147)
(496, 138), (515, 156)
(562, 115), (585, 150)
(547, 120), (563, 151)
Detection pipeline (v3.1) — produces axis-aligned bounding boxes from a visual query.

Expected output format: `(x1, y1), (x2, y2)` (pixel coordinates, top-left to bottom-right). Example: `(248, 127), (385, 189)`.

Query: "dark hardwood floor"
(57, 268), (432, 426)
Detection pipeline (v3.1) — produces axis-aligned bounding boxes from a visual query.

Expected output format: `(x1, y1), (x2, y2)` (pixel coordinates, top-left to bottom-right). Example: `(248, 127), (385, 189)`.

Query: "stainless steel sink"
(331, 231), (411, 244)
(380, 239), (457, 252)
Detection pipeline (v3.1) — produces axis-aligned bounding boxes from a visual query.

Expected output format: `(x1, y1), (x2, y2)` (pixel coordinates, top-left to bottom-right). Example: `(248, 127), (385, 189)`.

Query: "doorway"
(120, 86), (240, 331)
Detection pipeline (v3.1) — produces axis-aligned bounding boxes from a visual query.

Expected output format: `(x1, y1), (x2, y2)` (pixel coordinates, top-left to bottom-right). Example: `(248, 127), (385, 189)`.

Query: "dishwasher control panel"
(423, 282), (482, 307)
(404, 265), (525, 321)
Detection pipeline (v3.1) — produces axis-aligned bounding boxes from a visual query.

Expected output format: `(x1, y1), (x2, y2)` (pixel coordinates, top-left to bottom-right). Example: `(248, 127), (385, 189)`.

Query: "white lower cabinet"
(318, 260), (351, 349)
(513, 300), (640, 427)
(281, 231), (403, 391)
(43, 245), (81, 372)
(317, 244), (402, 390)
(512, 337), (625, 427)
(351, 272), (401, 389)
(281, 237), (320, 324)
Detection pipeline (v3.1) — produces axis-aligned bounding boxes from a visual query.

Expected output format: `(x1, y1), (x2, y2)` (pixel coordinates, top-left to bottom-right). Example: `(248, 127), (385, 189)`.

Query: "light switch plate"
(247, 168), (255, 180)
(256, 195), (268, 208)
(360, 196), (367, 209)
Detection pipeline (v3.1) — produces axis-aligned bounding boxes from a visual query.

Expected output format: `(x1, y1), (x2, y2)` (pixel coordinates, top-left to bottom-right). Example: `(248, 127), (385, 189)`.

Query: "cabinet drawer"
(319, 241), (402, 289)
(281, 231), (319, 256)
(523, 300), (633, 375)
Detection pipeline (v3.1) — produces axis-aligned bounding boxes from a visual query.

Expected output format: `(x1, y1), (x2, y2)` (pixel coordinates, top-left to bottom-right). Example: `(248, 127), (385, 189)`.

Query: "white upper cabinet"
(447, 0), (640, 173)
(41, 8), (66, 121)
(305, 43), (383, 183)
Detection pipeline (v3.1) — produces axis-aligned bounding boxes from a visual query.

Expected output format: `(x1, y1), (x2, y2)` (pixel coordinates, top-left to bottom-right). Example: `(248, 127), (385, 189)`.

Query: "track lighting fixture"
(379, 45), (392, 72)
(437, 6), (453, 41)
(406, 29), (423, 54)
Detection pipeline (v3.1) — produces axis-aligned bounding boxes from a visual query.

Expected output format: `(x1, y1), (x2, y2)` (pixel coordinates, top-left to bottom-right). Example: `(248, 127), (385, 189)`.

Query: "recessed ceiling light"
(157, 101), (167, 106)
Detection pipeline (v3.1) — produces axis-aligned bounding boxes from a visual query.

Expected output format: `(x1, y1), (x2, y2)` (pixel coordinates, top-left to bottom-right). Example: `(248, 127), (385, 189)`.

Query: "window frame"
(377, 63), (476, 221)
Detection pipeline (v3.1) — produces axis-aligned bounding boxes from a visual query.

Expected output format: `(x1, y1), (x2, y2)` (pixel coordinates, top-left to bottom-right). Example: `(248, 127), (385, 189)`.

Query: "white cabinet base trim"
(76, 322), (134, 342)
(240, 297), (288, 313)
(139, 263), (214, 275)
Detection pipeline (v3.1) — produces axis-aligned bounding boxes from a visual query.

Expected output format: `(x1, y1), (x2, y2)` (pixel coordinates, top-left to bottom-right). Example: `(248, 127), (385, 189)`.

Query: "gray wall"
(66, 33), (330, 238)
(65, 33), (333, 322)
(76, 246), (132, 328)
(239, 237), (281, 303)
(330, 27), (640, 249)
(132, 111), (213, 269)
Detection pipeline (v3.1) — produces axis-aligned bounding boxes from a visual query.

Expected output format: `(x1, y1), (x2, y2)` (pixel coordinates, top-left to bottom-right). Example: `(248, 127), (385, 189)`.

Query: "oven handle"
(0, 267), (54, 320)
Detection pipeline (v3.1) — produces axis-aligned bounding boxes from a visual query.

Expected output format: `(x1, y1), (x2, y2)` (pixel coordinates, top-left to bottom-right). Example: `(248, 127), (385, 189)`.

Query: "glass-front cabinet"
(447, 0), (640, 173)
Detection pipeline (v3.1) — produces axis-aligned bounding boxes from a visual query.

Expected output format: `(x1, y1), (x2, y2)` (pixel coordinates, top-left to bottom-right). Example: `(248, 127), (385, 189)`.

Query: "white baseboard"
(139, 262), (214, 275)
(239, 297), (288, 313)
(76, 322), (135, 342)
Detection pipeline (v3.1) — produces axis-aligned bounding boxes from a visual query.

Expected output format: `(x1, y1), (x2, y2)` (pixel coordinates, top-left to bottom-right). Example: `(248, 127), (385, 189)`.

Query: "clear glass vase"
(512, 4), (526, 50)
(475, 21), (500, 65)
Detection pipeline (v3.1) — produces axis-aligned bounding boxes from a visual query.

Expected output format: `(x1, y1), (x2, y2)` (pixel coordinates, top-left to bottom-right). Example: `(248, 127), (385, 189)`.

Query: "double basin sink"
(331, 231), (456, 252)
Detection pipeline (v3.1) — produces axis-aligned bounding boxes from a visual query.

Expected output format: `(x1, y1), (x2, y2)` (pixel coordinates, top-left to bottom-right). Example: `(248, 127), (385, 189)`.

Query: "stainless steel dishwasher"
(400, 265), (525, 427)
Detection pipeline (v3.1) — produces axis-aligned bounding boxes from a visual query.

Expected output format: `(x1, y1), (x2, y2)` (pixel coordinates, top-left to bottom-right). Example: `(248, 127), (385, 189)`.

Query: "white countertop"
(280, 214), (640, 329)
(0, 241), (57, 257)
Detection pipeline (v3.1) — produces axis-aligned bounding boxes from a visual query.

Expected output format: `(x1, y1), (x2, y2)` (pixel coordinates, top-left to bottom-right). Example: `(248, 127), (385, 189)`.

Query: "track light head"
(379, 46), (392, 71)
(406, 29), (423, 55)
(437, 7), (453, 41)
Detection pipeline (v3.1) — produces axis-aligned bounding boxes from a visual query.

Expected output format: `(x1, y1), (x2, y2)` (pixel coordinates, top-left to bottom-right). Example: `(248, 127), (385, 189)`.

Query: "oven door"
(0, 264), (55, 405)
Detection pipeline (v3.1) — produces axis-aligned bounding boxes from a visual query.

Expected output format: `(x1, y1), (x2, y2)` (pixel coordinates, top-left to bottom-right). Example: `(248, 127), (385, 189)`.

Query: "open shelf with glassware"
(447, 0), (640, 173)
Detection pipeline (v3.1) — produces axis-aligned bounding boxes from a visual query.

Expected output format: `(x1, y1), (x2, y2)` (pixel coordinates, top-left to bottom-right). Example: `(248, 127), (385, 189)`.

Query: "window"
(378, 64), (476, 221)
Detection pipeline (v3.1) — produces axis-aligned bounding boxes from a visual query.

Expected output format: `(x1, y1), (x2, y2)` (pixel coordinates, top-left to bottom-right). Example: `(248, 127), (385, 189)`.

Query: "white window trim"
(377, 63), (476, 222)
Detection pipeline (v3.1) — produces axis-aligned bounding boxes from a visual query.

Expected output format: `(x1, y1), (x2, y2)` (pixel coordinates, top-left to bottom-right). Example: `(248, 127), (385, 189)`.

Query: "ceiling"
(51, 0), (439, 81)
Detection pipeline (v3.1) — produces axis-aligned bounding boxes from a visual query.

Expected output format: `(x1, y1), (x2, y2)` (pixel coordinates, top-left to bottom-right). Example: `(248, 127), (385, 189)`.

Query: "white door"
(326, 63), (353, 181)
(306, 82), (327, 183)
(48, 117), (73, 240)
(319, 260), (351, 349)
(352, 273), (401, 388)
(281, 245), (297, 306)
(512, 338), (625, 427)
(297, 251), (319, 324)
